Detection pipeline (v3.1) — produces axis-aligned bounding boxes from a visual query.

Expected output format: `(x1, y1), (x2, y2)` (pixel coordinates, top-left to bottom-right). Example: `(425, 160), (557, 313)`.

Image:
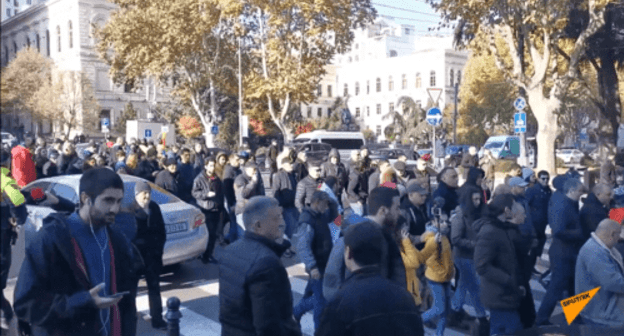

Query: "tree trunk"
(597, 50), (622, 144)
(528, 91), (559, 176)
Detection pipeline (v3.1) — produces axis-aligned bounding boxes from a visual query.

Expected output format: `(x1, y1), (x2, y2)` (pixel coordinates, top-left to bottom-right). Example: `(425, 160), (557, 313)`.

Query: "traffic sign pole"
(514, 97), (528, 167)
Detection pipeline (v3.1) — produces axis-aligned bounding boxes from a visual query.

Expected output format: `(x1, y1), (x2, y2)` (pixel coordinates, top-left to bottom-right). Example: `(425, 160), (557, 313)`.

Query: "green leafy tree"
(435, 0), (618, 174)
(114, 102), (138, 135)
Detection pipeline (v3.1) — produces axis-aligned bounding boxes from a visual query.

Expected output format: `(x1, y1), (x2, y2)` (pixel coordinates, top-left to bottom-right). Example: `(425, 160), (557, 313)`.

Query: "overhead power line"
(372, 3), (441, 17)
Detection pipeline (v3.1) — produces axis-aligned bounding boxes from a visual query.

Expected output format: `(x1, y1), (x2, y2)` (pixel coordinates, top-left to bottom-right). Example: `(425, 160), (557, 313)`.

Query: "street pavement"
(1, 173), (569, 336)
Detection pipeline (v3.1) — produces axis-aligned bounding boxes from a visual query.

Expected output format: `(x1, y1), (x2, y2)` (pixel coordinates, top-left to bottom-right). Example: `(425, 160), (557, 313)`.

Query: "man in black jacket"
(58, 142), (82, 175)
(129, 181), (168, 330)
(267, 139), (279, 187)
(234, 161), (265, 229)
(295, 161), (322, 212)
(135, 150), (159, 182)
(293, 191), (339, 329)
(579, 183), (612, 242)
(401, 182), (430, 246)
(432, 167), (459, 217)
(155, 158), (179, 197)
(525, 170), (552, 273)
(316, 220), (424, 336)
(292, 151), (309, 183)
(218, 196), (301, 336)
(346, 162), (368, 216)
(193, 156), (224, 264)
(223, 153), (242, 242)
(273, 157), (299, 239)
(320, 149), (348, 203)
(14, 168), (137, 336)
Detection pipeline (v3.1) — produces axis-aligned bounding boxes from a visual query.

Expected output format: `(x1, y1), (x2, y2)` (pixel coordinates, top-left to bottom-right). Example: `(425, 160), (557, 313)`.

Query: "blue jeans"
(490, 309), (522, 335)
(293, 277), (325, 329)
(536, 255), (576, 325)
(226, 211), (244, 242)
(422, 280), (450, 336)
(451, 258), (486, 318)
(350, 202), (364, 216)
(282, 207), (300, 239)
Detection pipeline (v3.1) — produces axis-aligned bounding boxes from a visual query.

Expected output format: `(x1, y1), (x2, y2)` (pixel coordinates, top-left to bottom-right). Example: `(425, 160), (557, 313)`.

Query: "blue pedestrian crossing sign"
(426, 107), (443, 126)
(211, 125), (219, 135)
(101, 118), (110, 127)
(145, 129), (152, 138)
(514, 97), (526, 110)
(514, 112), (526, 133)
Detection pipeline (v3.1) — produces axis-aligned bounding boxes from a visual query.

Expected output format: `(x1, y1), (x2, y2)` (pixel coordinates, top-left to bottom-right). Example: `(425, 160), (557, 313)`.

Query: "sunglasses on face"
(540, 177), (550, 181)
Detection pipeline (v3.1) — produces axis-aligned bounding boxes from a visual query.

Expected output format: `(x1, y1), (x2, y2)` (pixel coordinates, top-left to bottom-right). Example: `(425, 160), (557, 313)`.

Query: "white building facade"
(1, 0), (171, 139)
(303, 18), (469, 142)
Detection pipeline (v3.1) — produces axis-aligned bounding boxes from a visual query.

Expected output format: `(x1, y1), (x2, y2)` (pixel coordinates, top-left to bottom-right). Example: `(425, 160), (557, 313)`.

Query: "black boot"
(477, 317), (489, 336)
(151, 318), (168, 330)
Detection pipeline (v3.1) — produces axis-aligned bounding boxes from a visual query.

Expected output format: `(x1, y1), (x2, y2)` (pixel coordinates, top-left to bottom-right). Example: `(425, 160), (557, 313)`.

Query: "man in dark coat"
(579, 183), (612, 242)
(42, 150), (59, 178)
(292, 151), (309, 183)
(316, 220), (424, 336)
(176, 148), (195, 204)
(154, 158), (179, 197)
(223, 153), (242, 242)
(460, 146), (478, 179)
(474, 194), (525, 335)
(535, 178), (586, 326)
(320, 149), (348, 202)
(400, 182), (430, 247)
(295, 161), (323, 212)
(127, 181), (168, 330)
(293, 191), (339, 328)
(273, 157), (299, 239)
(267, 140), (279, 187)
(58, 143), (82, 175)
(525, 170), (552, 272)
(346, 162), (367, 216)
(218, 197), (301, 336)
(13, 168), (137, 336)
(234, 162), (265, 225)
(192, 156), (224, 263)
(134, 149), (159, 182)
(432, 167), (459, 217)
(456, 167), (485, 200)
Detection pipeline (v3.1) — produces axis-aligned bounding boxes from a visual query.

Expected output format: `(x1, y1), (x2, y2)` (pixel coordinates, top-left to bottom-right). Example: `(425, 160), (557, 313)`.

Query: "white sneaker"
(0, 316), (10, 330)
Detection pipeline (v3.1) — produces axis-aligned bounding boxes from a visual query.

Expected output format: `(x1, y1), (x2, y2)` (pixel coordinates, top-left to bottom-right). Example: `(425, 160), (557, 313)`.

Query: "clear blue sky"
(371, 0), (454, 36)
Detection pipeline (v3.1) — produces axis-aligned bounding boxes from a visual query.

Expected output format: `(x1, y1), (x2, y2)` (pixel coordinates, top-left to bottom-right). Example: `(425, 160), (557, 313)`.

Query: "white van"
(292, 130), (366, 161)
(478, 135), (521, 160)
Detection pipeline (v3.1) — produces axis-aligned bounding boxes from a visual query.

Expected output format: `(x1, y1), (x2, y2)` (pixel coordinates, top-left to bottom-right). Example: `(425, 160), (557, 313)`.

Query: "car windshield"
(292, 139), (310, 144)
(484, 142), (504, 149)
(122, 181), (182, 206)
(562, 150), (572, 154)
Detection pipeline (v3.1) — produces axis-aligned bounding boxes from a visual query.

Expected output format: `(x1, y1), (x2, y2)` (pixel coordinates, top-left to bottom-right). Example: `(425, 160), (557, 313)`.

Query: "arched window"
(46, 30), (50, 56)
(457, 70), (462, 85)
(430, 71), (436, 87)
(343, 83), (348, 96)
(36, 33), (40, 52)
(376, 78), (381, 92)
(388, 76), (394, 91)
(26, 36), (30, 48)
(56, 25), (61, 52)
(402, 74), (407, 89)
(68, 21), (73, 49)
(415, 73), (421, 88)
(450, 69), (454, 86)
(355, 82), (360, 96)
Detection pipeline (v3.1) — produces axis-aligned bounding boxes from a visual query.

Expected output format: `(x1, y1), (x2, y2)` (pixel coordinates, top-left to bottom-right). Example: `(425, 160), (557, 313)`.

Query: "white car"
(1, 132), (17, 148)
(21, 174), (208, 267)
(556, 149), (585, 164)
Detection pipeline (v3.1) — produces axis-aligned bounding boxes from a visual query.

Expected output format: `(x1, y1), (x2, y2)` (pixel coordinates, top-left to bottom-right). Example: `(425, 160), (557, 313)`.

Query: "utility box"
(126, 120), (176, 145)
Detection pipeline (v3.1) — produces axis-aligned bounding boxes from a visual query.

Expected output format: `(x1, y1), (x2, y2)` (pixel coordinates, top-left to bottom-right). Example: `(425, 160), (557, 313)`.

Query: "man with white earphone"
(13, 168), (138, 336)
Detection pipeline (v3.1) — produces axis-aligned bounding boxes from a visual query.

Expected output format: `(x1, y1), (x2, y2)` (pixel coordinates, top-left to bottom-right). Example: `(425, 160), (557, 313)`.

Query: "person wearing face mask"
(293, 191), (338, 329)
(130, 181), (167, 330)
(432, 167), (459, 217)
(473, 194), (526, 335)
(218, 196), (301, 336)
(155, 158), (179, 197)
(295, 161), (323, 213)
(535, 178), (587, 327)
(13, 168), (138, 336)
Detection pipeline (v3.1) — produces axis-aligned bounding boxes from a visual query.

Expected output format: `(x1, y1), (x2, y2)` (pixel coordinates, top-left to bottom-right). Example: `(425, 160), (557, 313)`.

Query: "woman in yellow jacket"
(399, 218), (454, 336)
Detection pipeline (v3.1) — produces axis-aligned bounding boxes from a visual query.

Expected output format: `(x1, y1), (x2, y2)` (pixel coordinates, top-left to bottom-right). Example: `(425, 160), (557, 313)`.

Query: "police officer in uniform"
(0, 150), (27, 329)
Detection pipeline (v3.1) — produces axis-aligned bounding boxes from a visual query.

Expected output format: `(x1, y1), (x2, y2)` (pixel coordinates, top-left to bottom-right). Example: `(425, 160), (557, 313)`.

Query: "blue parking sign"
(145, 129), (152, 138)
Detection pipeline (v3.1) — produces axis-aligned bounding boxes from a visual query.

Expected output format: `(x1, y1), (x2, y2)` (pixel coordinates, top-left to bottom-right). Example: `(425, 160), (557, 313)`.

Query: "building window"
(3, 46), (8, 64)
(26, 37), (30, 48)
(402, 74), (407, 89)
(366, 80), (370, 94)
(376, 78), (381, 92)
(317, 108), (322, 117)
(317, 84), (322, 96)
(389, 102), (394, 114)
(343, 83), (348, 96)
(68, 21), (73, 48)
(327, 85), (332, 97)
(328, 108), (332, 115)
(457, 70), (462, 85)
(124, 80), (134, 93)
(376, 125), (381, 136)
(12, 41), (17, 54)
(56, 26), (61, 52)
(388, 76), (393, 91)
(46, 30), (50, 56)
(450, 69), (454, 87)
(27, 0), (32, 4)
(5, 9), (10, 18)
(355, 82), (360, 96)
(415, 73), (421, 88)
(430, 71), (436, 87)
(416, 100), (422, 109)
(389, 50), (398, 57)
(307, 107), (312, 118)
(355, 107), (360, 118)
(376, 104), (381, 115)
(13, 0), (17, 6)
(36, 33), (40, 52)
(348, 56), (352, 63)
(366, 106), (370, 117)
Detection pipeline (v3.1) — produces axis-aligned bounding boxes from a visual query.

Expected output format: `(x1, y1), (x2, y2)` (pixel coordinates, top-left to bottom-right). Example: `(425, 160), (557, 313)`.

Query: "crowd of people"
(1, 133), (624, 336)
